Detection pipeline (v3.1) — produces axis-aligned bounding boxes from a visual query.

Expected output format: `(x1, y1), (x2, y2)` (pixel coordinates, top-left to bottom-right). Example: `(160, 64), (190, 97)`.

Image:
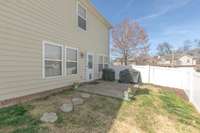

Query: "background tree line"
(156, 40), (200, 56)
(111, 18), (200, 66)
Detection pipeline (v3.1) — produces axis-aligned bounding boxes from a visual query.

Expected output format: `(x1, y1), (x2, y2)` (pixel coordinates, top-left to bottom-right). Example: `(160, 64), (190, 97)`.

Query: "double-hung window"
(98, 56), (104, 72)
(43, 42), (63, 78)
(66, 48), (78, 75)
(78, 2), (87, 31)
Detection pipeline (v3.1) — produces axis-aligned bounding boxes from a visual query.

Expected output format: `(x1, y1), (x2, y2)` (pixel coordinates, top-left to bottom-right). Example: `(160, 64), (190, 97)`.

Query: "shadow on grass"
(51, 94), (124, 133)
(0, 90), (124, 133)
(135, 88), (150, 96)
(0, 83), (156, 133)
(129, 88), (150, 101)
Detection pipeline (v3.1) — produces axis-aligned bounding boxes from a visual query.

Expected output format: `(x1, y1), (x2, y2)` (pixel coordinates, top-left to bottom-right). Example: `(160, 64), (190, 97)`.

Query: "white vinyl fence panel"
(191, 72), (200, 112)
(111, 65), (200, 112)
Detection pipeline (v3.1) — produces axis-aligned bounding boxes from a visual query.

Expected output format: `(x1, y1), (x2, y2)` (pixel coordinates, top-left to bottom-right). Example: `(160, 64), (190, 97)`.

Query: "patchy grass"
(159, 90), (200, 129)
(0, 84), (200, 133)
(134, 94), (158, 133)
(0, 105), (48, 133)
(0, 105), (33, 127)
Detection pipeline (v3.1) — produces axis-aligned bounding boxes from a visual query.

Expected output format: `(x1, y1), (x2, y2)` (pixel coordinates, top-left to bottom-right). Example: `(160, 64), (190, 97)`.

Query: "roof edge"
(80, 0), (112, 29)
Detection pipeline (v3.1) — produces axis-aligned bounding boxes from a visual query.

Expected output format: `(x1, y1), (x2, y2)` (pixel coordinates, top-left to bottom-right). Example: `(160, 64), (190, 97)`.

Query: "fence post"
(148, 65), (151, 84)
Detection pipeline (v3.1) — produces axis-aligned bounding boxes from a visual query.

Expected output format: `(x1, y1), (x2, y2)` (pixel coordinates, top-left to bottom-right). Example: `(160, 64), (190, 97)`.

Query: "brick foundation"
(0, 85), (73, 108)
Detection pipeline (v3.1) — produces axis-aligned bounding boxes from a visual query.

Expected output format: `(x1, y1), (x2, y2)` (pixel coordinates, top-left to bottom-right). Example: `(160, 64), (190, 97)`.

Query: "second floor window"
(78, 3), (87, 31)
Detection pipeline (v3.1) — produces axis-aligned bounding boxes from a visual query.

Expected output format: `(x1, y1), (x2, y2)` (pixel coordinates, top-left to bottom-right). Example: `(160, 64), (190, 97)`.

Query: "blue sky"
(91, 0), (200, 54)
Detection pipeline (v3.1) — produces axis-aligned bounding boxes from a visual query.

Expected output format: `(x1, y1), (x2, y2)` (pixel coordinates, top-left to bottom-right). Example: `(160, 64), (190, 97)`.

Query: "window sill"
(67, 73), (78, 76)
(43, 75), (63, 80)
(77, 26), (87, 32)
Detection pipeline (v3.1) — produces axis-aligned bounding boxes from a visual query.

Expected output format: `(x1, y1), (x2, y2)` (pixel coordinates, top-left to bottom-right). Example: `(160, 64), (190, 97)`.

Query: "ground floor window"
(66, 47), (78, 75)
(43, 41), (63, 78)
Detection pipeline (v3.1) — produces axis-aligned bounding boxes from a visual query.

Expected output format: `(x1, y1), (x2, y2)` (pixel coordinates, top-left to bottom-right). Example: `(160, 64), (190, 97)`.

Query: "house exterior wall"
(0, 0), (110, 101)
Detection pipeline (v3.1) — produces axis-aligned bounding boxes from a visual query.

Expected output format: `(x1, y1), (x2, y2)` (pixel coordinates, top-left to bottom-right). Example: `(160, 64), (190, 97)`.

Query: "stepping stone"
(80, 93), (91, 98)
(72, 97), (84, 105)
(60, 103), (73, 113)
(40, 112), (58, 123)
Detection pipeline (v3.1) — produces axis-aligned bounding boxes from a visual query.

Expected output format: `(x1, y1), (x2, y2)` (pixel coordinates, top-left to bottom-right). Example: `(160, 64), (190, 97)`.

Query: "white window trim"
(42, 41), (64, 79)
(77, 0), (87, 32)
(65, 46), (79, 75)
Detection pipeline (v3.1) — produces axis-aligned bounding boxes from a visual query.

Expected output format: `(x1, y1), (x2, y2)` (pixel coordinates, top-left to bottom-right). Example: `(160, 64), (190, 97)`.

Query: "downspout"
(108, 29), (111, 66)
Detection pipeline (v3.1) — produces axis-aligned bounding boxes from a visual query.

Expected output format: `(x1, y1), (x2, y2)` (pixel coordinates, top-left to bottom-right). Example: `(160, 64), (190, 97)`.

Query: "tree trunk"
(124, 56), (128, 66)
(124, 50), (128, 66)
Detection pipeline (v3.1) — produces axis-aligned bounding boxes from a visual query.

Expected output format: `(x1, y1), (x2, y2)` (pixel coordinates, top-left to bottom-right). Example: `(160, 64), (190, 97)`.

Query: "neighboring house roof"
(179, 55), (194, 59)
(82, 0), (112, 29)
(158, 55), (174, 61)
(158, 54), (195, 61)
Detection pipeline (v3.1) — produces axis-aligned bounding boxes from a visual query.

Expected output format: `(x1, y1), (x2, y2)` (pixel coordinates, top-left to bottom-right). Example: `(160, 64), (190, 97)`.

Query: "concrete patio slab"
(76, 81), (131, 99)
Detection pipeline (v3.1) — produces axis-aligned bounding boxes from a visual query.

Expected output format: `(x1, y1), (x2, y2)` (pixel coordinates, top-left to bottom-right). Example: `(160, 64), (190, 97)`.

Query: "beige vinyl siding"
(0, 0), (109, 101)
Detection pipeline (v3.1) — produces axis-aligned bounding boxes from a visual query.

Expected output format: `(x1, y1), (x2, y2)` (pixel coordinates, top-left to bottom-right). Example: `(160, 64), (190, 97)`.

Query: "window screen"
(78, 3), (87, 30)
(44, 43), (62, 77)
(66, 48), (78, 75)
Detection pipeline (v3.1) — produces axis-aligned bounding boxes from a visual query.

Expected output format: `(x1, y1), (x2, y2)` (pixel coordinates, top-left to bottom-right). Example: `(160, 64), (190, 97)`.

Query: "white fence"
(111, 65), (200, 112)
(191, 72), (200, 112)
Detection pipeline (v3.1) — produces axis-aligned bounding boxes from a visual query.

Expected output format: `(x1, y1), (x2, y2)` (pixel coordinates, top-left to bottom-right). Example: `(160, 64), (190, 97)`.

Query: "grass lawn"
(0, 84), (200, 133)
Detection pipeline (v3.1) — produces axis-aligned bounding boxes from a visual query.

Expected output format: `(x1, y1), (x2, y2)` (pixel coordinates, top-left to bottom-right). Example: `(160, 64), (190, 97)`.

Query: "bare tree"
(194, 39), (200, 48)
(157, 42), (173, 56)
(134, 43), (151, 65)
(183, 40), (192, 51)
(176, 40), (192, 53)
(112, 19), (149, 65)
